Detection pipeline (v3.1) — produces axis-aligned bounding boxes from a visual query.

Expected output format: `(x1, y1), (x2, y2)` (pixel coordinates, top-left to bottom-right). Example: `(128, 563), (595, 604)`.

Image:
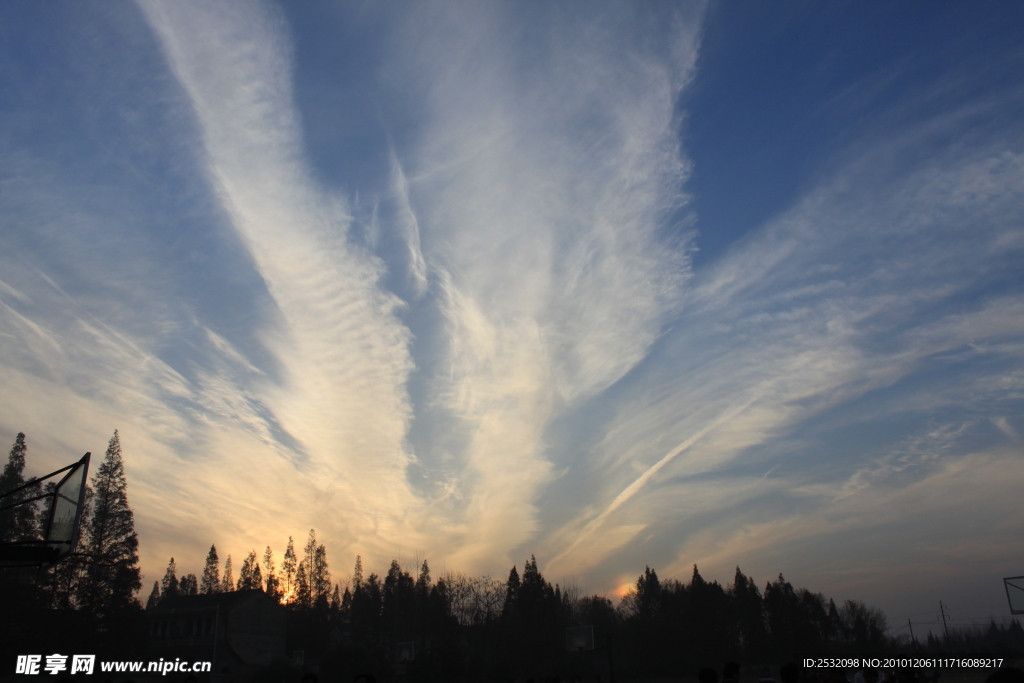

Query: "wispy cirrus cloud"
(383, 1), (706, 568)
(136, 0), (431, 560)
(539, 101), (1024, 596)
(1, 0), (709, 578)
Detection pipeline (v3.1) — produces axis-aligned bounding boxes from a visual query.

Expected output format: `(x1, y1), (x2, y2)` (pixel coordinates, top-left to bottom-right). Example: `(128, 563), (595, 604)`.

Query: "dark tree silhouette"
(282, 536), (297, 601)
(160, 557), (179, 602)
(731, 566), (768, 661)
(200, 544), (220, 594)
(179, 573), (198, 596)
(264, 545), (281, 600)
(502, 564), (520, 619)
(145, 581), (160, 610)
(77, 430), (142, 618)
(0, 432), (38, 542)
(239, 549), (263, 590)
(221, 554), (234, 592)
(295, 561), (311, 608)
(312, 543), (330, 606)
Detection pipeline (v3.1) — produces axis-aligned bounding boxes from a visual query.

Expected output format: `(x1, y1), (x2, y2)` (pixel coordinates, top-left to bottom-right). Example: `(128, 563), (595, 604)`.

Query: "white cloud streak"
(389, 2), (705, 568)
(136, 0), (428, 562)
(388, 149), (429, 299)
(539, 118), (1024, 592)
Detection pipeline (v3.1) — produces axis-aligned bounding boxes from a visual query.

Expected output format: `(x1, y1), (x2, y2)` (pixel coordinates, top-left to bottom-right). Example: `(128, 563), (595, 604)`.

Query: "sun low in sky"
(1, 1), (1022, 633)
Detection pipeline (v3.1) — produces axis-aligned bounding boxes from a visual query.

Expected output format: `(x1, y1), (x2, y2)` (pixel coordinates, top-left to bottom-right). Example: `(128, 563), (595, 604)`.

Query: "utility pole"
(939, 601), (950, 642)
(908, 618), (916, 644)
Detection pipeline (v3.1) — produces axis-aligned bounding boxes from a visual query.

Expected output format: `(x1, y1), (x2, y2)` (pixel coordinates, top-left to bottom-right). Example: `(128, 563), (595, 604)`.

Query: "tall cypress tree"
(302, 529), (317, 588)
(201, 545), (220, 594)
(238, 551), (256, 590)
(312, 544), (330, 606)
(221, 555), (235, 592)
(145, 581), (161, 610)
(161, 558), (179, 601)
(503, 565), (520, 620)
(295, 562), (311, 609)
(416, 559), (431, 598)
(353, 554), (363, 589)
(264, 546), (281, 600)
(238, 549), (263, 591)
(77, 430), (142, 617)
(252, 559), (262, 592)
(179, 574), (198, 596)
(282, 537), (297, 602)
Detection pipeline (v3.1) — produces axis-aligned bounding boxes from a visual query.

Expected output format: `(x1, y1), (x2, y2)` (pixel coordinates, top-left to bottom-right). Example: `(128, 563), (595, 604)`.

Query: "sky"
(2, 0), (1023, 638)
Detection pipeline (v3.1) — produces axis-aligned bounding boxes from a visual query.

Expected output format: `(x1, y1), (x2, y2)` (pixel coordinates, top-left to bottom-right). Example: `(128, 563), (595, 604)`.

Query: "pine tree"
(416, 559), (431, 596)
(161, 557), (179, 602)
(302, 529), (317, 588)
(520, 555), (545, 600)
(330, 584), (341, 612)
(429, 577), (450, 630)
(503, 565), (520, 619)
(221, 555), (235, 592)
(633, 566), (661, 620)
(201, 545), (220, 594)
(730, 566), (766, 661)
(180, 573), (198, 596)
(264, 546), (281, 600)
(282, 537), (297, 602)
(0, 432), (38, 542)
(312, 544), (330, 606)
(415, 560), (431, 635)
(146, 581), (160, 610)
(239, 550), (256, 590)
(353, 555), (363, 589)
(296, 562), (311, 609)
(354, 572), (383, 632)
(295, 529), (320, 608)
(77, 430), (142, 617)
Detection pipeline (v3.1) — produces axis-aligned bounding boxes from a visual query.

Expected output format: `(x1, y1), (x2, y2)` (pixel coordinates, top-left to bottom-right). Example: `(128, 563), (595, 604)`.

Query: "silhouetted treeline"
(6, 430), (1023, 682)
(144, 538), (901, 680)
(151, 537), (1024, 681)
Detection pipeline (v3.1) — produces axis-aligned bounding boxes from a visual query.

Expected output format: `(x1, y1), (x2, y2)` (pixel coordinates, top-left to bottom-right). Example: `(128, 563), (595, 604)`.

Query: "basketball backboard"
(1005, 576), (1024, 615)
(0, 452), (90, 568)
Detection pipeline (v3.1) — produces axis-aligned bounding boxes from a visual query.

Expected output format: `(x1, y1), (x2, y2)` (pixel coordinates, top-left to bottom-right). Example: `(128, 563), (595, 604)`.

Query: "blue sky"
(2, 1), (1023, 635)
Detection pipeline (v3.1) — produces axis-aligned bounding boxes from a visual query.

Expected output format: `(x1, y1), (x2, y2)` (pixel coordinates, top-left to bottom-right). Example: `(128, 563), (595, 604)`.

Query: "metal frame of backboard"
(0, 452), (90, 568)
(1005, 576), (1024, 615)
